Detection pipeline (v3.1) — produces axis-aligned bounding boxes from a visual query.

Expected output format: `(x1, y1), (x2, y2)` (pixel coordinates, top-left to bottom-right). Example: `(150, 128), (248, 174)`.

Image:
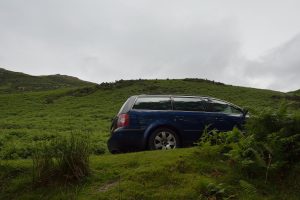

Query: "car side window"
(173, 97), (206, 112)
(230, 106), (243, 115)
(132, 97), (172, 110)
(207, 100), (231, 114)
(118, 96), (136, 114)
(207, 99), (243, 115)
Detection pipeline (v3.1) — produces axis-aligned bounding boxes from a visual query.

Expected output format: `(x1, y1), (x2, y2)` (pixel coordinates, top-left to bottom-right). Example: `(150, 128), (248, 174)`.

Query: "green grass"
(1, 74), (300, 199)
(0, 79), (299, 159)
(1, 147), (300, 199)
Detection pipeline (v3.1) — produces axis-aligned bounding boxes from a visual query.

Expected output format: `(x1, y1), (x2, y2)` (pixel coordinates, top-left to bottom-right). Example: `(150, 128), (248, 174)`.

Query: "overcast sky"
(0, 0), (299, 92)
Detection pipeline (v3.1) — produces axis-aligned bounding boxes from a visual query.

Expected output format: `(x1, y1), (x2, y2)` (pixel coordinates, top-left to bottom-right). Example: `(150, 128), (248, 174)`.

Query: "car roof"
(136, 94), (209, 98)
(133, 94), (244, 111)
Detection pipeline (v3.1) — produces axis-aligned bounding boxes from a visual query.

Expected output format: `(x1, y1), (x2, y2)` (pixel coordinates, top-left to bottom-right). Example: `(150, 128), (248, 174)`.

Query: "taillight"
(117, 114), (129, 128)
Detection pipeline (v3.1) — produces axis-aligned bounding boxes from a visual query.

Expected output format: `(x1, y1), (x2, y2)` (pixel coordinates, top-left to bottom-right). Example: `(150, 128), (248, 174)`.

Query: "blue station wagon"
(108, 95), (247, 153)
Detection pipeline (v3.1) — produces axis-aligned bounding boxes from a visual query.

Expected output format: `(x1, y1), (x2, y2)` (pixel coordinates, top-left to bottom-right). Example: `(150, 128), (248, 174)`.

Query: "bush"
(241, 108), (300, 179)
(198, 182), (234, 200)
(197, 106), (300, 181)
(197, 126), (243, 146)
(32, 132), (90, 186)
(246, 108), (300, 164)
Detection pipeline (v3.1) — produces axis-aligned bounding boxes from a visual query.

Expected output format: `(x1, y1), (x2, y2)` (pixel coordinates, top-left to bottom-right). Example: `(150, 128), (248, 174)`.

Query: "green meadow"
(1, 69), (300, 199)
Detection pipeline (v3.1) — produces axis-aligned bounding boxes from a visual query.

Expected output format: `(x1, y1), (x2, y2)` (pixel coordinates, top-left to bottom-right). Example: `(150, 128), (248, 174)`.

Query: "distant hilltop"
(0, 67), (96, 93)
(0, 67), (299, 95)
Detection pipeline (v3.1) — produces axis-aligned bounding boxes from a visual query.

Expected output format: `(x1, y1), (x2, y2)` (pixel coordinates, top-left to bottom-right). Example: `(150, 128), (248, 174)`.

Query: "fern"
(239, 180), (257, 199)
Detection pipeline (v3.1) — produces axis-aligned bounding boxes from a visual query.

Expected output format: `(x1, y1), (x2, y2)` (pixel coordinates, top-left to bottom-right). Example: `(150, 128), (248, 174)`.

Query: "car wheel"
(148, 128), (179, 150)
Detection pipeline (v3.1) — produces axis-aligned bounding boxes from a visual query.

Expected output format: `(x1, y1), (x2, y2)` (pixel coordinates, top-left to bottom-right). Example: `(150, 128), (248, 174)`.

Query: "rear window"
(173, 97), (207, 112)
(118, 96), (136, 114)
(132, 97), (172, 110)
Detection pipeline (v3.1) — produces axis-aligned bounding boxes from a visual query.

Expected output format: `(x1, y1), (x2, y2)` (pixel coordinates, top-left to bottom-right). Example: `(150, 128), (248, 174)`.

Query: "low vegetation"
(1, 69), (300, 199)
(1, 78), (299, 160)
(197, 106), (300, 196)
(32, 132), (90, 186)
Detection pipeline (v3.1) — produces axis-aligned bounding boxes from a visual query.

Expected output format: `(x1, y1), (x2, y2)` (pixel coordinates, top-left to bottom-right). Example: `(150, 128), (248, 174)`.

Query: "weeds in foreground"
(199, 182), (236, 200)
(32, 132), (90, 186)
(197, 105), (300, 183)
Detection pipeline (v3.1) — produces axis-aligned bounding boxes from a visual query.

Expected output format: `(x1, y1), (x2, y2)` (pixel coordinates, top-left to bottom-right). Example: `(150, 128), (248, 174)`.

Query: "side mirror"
(242, 109), (248, 117)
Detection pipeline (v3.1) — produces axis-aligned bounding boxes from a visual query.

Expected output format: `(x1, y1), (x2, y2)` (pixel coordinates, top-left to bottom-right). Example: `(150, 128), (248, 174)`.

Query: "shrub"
(239, 180), (257, 199)
(243, 108), (300, 175)
(197, 126), (243, 146)
(197, 106), (300, 181)
(32, 132), (90, 186)
(199, 182), (234, 200)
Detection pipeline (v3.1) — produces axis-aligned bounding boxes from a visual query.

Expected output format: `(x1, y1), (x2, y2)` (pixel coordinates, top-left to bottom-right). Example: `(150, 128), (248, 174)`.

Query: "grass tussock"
(32, 132), (90, 186)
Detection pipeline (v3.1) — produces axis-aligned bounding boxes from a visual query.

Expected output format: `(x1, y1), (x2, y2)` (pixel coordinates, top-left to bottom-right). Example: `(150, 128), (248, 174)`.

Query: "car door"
(131, 96), (173, 130)
(205, 99), (244, 131)
(172, 97), (207, 144)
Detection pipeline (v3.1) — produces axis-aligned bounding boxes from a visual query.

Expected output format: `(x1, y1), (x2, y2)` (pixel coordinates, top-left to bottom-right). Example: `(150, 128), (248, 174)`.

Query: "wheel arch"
(143, 123), (182, 149)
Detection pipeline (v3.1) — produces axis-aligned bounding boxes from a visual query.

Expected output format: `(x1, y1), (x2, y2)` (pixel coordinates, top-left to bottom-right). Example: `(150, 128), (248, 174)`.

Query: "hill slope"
(289, 89), (300, 95)
(0, 70), (300, 199)
(0, 78), (299, 160)
(0, 67), (96, 93)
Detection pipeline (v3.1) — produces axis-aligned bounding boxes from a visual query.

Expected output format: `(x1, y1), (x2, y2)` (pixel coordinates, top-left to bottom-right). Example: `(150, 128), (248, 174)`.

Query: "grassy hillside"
(0, 68), (95, 93)
(0, 79), (299, 159)
(0, 73), (300, 199)
(289, 89), (300, 95)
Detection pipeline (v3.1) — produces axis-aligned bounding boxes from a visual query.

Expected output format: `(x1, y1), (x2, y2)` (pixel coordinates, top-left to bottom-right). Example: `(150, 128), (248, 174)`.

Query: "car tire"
(148, 128), (179, 150)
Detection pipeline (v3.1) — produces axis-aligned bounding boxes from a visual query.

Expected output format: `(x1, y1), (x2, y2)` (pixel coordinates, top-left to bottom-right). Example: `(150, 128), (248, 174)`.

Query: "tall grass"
(32, 132), (90, 186)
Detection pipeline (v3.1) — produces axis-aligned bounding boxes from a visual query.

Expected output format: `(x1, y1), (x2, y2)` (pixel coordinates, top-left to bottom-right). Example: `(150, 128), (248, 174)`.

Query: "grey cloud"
(0, 0), (299, 92)
(0, 0), (241, 82)
(78, 19), (241, 82)
(243, 34), (300, 91)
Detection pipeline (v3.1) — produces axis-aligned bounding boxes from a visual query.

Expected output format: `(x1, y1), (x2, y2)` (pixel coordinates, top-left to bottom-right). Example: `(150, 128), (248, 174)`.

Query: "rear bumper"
(107, 128), (145, 153)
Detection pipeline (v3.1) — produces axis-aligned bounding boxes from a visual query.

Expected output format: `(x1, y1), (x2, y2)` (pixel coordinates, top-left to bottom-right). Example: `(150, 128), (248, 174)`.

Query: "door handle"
(175, 116), (184, 121)
(215, 117), (224, 120)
